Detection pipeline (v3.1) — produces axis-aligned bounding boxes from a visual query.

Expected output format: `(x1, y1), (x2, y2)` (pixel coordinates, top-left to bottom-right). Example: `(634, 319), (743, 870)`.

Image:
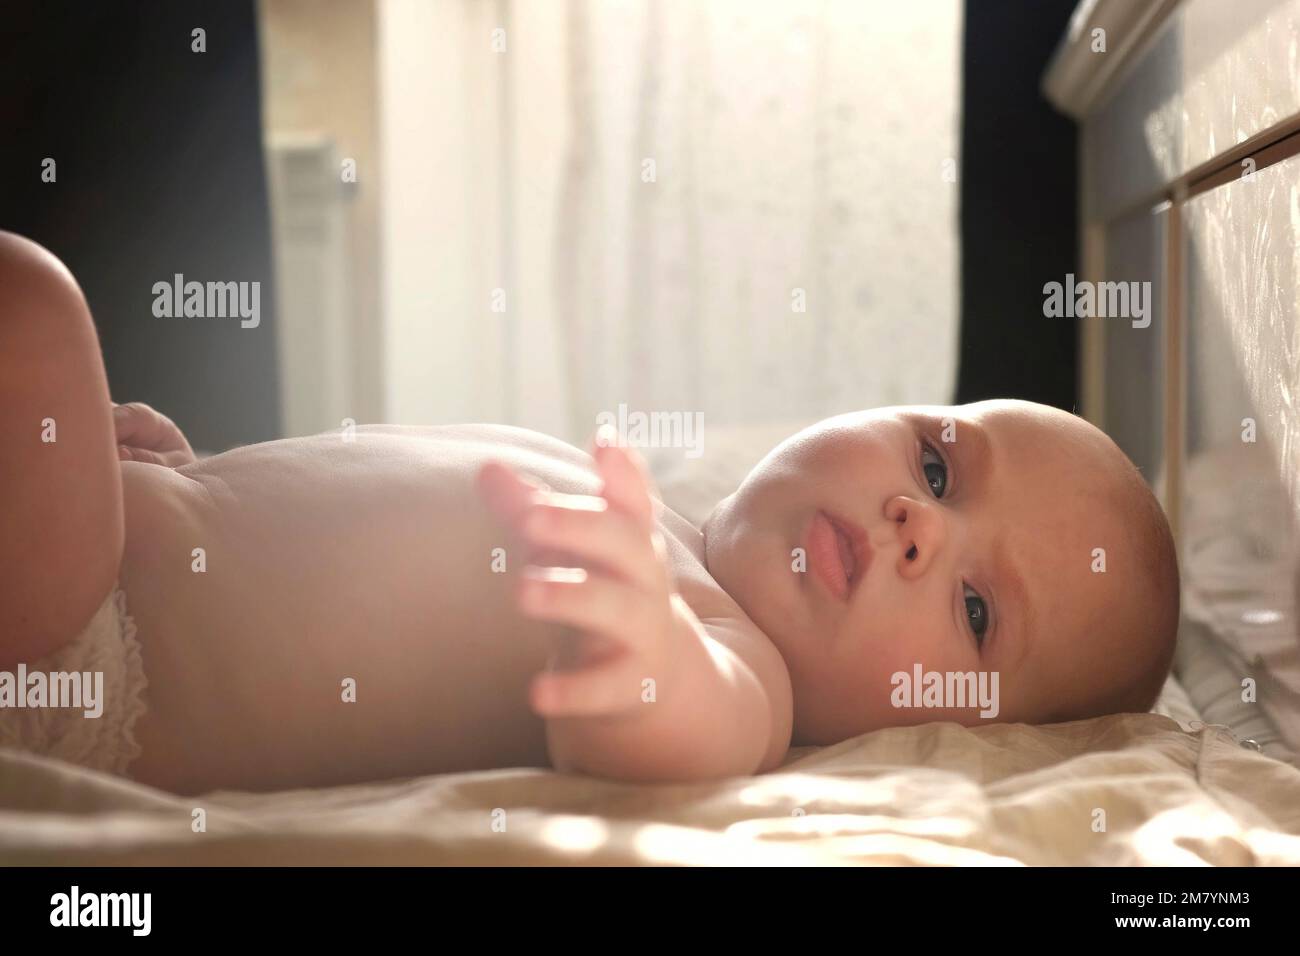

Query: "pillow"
(1176, 618), (1298, 764)
(645, 419), (816, 526)
(1181, 447), (1300, 758)
(1150, 672), (1201, 732)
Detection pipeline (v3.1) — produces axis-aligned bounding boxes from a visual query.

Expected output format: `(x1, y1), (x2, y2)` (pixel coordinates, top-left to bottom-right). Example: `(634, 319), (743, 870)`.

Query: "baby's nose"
(884, 496), (946, 579)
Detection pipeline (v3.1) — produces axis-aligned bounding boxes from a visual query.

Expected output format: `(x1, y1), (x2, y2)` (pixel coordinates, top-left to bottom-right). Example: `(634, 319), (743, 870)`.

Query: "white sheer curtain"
(379, 0), (962, 443)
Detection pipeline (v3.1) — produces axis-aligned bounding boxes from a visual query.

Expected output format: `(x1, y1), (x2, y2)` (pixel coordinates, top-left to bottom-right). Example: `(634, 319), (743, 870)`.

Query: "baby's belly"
(117, 428), (600, 793)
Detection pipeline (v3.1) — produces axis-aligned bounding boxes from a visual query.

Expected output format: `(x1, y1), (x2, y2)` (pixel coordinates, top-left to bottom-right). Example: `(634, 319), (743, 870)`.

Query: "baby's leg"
(0, 232), (123, 666)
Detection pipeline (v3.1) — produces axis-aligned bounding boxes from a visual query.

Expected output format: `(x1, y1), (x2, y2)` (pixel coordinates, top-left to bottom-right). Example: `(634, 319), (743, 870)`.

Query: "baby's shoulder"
(657, 509), (794, 763)
(656, 508), (763, 632)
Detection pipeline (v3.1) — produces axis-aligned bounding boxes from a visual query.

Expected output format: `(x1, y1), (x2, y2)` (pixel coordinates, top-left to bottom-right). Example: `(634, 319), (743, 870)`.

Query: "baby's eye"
(920, 444), (948, 498)
(964, 585), (988, 647)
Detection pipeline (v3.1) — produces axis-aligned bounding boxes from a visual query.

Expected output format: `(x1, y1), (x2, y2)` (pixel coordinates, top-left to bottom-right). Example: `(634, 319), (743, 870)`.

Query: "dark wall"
(0, 1), (280, 452)
(957, 0), (1079, 410)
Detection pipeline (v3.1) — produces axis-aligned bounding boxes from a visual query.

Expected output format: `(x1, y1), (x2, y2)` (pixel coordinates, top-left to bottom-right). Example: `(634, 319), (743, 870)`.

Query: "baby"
(0, 232), (1180, 794)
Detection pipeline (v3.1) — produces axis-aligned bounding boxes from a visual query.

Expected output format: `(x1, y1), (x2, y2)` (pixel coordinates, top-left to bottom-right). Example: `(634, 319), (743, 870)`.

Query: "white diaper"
(0, 587), (149, 776)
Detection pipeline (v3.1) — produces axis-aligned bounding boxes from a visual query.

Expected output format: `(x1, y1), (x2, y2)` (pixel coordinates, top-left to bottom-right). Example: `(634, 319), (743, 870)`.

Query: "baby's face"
(703, 400), (1140, 744)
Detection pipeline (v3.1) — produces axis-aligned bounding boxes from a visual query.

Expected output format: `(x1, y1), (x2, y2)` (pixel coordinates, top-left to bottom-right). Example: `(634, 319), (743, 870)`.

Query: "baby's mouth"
(835, 525), (858, 583)
(826, 512), (870, 592)
(807, 510), (871, 601)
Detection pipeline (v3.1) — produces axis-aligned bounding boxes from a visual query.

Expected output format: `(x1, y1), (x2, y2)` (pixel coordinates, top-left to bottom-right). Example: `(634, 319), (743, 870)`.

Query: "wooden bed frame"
(1044, 0), (1300, 549)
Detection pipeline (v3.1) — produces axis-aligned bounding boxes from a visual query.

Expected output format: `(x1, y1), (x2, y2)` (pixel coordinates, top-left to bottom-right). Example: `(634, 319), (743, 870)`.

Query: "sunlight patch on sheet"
(1129, 806), (1247, 865)
(538, 815), (610, 855)
(629, 822), (836, 866)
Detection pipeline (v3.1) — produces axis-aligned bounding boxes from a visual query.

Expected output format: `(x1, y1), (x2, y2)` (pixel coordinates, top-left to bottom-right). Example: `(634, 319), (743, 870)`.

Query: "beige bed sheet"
(4, 711), (1300, 866)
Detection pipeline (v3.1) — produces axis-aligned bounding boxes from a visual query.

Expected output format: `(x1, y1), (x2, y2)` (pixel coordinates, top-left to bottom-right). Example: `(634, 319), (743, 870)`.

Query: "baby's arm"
(0, 232), (123, 666)
(478, 432), (791, 782)
(546, 605), (785, 781)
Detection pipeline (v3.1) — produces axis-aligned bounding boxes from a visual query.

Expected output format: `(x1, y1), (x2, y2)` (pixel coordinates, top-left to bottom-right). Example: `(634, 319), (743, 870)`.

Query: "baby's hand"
(112, 402), (197, 467)
(476, 426), (690, 718)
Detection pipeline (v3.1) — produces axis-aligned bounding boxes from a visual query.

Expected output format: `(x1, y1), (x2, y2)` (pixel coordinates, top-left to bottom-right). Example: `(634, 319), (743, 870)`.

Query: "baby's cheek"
(856, 622), (978, 718)
(865, 605), (949, 670)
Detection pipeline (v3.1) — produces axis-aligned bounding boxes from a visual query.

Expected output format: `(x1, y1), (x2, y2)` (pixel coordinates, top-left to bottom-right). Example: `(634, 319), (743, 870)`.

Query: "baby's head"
(702, 400), (1179, 745)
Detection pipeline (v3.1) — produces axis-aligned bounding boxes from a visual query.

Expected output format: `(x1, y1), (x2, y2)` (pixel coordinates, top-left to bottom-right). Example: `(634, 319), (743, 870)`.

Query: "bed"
(3, 421), (1300, 866)
(3, 704), (1298, 866)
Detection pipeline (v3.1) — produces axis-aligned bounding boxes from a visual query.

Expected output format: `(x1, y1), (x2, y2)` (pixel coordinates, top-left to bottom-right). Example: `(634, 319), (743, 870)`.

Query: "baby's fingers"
(592, 427), (661, 533)
(112, 402), (159, 444)
(516, 567), (666, 647)
(521, 500), (667, 594)
(530, 652), (645, 717)
(476, 460), (549, 527)
(118, 445), (170, 467)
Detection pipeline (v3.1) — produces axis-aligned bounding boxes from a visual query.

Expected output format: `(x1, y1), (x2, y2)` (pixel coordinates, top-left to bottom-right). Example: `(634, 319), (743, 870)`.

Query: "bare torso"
(118, 424), (730, 794)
